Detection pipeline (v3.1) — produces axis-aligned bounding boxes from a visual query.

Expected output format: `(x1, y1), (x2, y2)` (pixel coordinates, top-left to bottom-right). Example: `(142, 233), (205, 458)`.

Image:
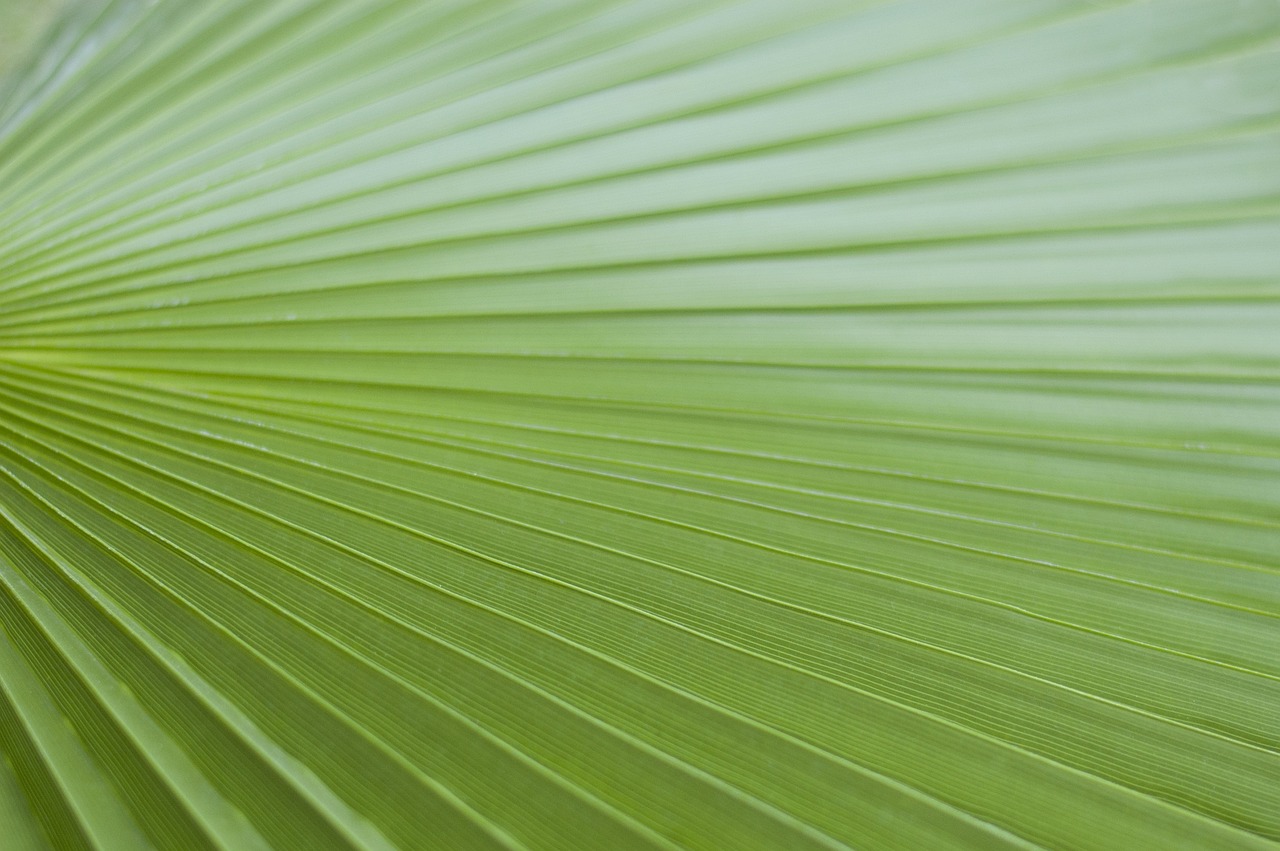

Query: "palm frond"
(1, 1), (1278, 848)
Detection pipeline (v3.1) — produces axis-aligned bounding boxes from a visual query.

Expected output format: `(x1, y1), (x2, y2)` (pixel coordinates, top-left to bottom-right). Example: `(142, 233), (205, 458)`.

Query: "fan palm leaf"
(0, 1), (1278, 848)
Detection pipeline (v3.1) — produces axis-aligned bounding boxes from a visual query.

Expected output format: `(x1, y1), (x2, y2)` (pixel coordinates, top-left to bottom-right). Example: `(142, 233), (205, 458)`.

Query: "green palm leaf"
(0, 0), (1277, 848)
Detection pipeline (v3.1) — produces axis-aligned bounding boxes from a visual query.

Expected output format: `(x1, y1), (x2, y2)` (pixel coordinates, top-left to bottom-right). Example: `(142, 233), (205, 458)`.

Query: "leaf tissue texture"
(0, 0), (1278, 848)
